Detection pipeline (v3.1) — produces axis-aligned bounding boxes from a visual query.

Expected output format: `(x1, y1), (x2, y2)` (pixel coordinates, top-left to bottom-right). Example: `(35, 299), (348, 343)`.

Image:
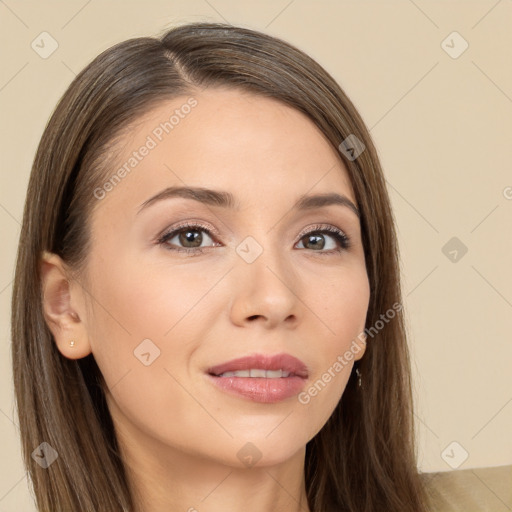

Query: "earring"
(355, 367), (362, 388)
(69, 340), (76, 347)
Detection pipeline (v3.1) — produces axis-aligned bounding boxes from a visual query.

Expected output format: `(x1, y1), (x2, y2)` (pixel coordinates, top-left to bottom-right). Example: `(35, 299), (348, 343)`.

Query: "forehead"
(93, 87), (355, 216)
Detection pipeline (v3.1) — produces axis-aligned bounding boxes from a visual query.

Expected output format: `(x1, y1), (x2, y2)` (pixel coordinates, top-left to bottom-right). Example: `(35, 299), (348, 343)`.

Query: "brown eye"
(301, 233), (326, 250)
(295, 226), (350, 252)
(177, 229), (204, 248)
(158, 224), (218, 253)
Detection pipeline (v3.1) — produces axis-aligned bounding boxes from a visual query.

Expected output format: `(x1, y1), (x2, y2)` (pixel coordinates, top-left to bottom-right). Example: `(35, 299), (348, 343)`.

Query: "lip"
(206, 353), (308, 403)
(208, 353), (309, 378)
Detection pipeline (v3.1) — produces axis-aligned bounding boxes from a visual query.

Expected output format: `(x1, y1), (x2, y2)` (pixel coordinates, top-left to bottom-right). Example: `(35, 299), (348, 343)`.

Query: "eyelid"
(156, 220), (220, 243)
(296, 223), (348, 240)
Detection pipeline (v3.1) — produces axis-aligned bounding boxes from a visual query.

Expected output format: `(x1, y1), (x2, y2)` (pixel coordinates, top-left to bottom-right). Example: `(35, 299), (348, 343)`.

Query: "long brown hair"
(11, 22), (432, 511)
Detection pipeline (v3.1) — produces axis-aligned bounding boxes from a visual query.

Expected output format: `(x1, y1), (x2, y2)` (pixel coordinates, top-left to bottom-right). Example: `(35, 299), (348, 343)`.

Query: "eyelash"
(156, 221), (351, 256)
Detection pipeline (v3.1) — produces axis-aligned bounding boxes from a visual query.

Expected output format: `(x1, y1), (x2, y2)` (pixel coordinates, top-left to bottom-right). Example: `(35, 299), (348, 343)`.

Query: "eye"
(295, 224), (351, 253)
(157, 222), (219, 254)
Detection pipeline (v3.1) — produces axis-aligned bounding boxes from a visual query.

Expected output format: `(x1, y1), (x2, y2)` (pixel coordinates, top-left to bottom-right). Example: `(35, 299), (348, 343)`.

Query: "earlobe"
(352, 333), (367, 362)
(40, 251), (92, 359)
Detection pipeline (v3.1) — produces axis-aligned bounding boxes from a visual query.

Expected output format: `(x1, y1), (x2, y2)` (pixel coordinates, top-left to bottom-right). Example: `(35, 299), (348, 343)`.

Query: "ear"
(352, 333), (367, 362)
(40, 251), (92, 359)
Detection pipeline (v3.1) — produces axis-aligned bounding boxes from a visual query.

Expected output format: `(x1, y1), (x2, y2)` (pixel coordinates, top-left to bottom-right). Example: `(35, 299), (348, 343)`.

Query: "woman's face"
(70, 87), (370, 468)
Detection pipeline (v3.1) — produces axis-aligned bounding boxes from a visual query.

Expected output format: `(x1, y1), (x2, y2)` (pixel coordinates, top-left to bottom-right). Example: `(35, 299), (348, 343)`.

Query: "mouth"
(213, 369), (294, 378)
(207, 353), (309, 378)
(206, 353), (308, 403)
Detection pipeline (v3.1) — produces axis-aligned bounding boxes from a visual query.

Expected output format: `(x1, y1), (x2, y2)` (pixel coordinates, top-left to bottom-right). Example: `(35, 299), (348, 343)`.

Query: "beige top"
(422, 464), (512, 511)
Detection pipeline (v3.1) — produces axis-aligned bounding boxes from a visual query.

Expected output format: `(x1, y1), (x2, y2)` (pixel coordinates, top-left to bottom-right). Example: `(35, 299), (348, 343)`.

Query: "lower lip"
(207, 374), (306, 403)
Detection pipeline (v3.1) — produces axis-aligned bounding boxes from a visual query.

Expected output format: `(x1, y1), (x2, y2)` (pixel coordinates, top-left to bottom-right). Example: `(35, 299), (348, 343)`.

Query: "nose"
(229, 245), (300, 329)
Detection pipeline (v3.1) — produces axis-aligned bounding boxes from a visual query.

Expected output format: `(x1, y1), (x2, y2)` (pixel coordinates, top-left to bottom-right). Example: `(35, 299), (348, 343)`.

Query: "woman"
(11, 22), (432, 511)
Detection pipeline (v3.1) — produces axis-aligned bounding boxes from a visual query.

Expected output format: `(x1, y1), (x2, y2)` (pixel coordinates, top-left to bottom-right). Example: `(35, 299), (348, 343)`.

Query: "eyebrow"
(137, 186), (360, 218)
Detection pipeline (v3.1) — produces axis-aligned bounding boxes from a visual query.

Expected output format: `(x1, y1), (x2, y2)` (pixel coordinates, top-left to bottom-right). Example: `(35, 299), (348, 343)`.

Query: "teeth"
(218, 369), (291, 378)
(265, 370), (283, 378)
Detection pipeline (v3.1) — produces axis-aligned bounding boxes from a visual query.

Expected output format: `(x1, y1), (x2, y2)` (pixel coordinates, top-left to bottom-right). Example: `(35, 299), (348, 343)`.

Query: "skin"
(41, 87), (370, 512)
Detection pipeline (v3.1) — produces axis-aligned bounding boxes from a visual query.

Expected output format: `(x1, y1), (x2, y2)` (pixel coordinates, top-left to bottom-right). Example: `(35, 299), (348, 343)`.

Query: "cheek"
(87, 248), (211, 345)
(318, 264), (370, 341)
(295, 265), (369, 430)
(84, 249), (224, 403)
(84, 255), (215, 449)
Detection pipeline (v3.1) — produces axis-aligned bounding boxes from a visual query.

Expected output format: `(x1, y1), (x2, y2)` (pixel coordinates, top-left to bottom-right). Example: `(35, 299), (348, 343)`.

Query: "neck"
(111, 410), (311, 512)
(124, 439), (311, 512)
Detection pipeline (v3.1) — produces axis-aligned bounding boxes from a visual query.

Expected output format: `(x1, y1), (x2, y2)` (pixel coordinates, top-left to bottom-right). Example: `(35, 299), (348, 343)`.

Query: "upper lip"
(207, 353), (309, 378)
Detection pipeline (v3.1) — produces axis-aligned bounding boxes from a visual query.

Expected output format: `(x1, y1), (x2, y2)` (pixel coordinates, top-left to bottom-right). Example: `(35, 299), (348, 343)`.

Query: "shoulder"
(420, 464), (512, 511)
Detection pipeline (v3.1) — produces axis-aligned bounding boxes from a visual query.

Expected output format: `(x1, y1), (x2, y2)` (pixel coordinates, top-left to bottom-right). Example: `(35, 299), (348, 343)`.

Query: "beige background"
(1, 1), (511, 509)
